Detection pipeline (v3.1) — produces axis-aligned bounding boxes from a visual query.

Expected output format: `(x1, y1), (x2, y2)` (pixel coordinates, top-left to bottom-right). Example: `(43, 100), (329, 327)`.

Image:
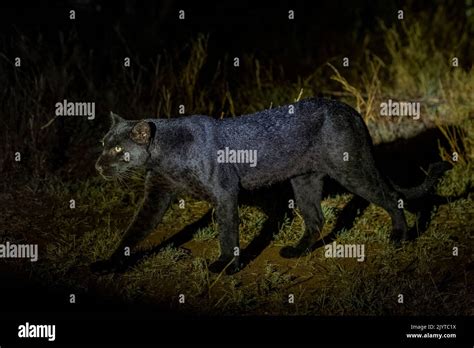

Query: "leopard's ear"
(130, 121), (151, 145)
(109, 111), (124, 126)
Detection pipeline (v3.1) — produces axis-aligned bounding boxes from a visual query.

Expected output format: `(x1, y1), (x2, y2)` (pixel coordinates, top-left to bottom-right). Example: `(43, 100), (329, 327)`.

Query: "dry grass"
(326, 8), (472, 151)
(0, 4), (472, 316)
(1, 160), (472, 315)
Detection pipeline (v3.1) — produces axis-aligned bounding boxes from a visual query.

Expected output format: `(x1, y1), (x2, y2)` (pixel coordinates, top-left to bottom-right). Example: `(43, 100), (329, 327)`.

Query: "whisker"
(118, 175), (131, 190)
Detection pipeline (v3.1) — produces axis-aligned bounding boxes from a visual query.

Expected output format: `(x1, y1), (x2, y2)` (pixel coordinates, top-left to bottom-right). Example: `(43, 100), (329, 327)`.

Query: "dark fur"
(93, 98), (451, 274)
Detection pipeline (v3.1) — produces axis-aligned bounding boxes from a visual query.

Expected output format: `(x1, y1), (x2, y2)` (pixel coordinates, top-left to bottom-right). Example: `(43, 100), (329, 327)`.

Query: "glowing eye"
(114, 145), (122, 152)
(100, 140), (104, 147)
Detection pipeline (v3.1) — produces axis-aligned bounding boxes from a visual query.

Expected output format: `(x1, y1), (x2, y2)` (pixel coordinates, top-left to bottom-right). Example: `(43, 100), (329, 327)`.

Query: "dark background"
(0, 0), (471, 180)
(1, 0), (469, 75)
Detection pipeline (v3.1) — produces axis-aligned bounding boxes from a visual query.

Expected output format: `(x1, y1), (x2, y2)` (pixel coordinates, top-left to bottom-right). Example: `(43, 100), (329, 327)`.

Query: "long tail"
(391, 161), (453, 200)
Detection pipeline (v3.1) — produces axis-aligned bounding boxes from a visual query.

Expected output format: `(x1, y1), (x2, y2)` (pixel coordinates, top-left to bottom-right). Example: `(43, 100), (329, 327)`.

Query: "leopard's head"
(95, 112), (154, 179)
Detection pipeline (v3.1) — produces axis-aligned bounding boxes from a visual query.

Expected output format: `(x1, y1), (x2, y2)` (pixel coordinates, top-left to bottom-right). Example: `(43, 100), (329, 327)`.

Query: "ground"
(0, 160), (472, 316)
